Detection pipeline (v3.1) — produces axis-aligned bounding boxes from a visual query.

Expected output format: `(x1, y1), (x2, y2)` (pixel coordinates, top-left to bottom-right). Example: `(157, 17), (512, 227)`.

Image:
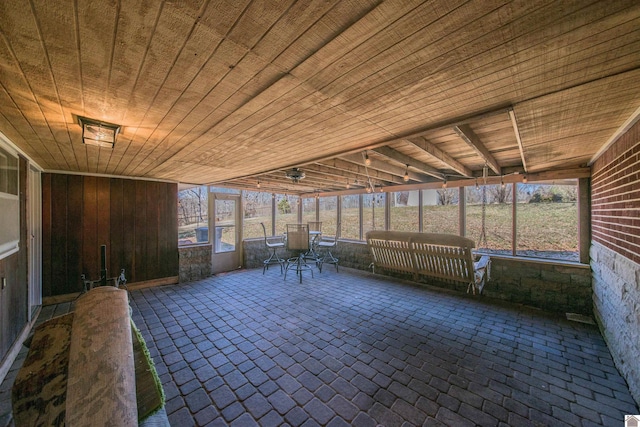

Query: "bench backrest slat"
(368, 235), (414, 274)
(367, 231), (476, 284)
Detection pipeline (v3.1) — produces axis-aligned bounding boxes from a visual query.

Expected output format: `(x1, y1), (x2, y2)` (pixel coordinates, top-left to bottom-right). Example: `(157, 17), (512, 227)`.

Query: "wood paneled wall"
(0, 156), (28, 363)
(42, 174), (178, 297)
(591, 120), (640, 264)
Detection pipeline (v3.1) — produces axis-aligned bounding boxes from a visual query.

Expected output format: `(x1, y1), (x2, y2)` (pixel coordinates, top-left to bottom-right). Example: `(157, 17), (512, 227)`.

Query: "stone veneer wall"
(591, 242), (639, 405)
(179, 244), (212, 283)
(243, 239), (592, 314)
(590, 120), (640, 406)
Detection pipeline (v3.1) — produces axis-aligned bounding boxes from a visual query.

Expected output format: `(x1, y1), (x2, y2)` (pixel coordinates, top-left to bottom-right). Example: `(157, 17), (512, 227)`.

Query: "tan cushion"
(66, 287), (138, 426)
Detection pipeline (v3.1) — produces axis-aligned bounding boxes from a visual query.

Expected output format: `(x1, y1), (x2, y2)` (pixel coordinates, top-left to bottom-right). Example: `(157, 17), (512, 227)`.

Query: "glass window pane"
(319, 196), (337, 235)
(243, 191), (272, 239)
(363, 193), (385, 237)
(214, 199), (236, 253)
(390, 190), (419, 232)
(301, 197), (316, 223)
(516, 181), (579, 262)
(466, 184), (512, 255)
(209, 187), (240, 194)
(0, 145), (19, 195)
(275, 194), (299, 235)
(340, 195), (360, 240)
(422, 189), (459, 234)
(178, 185), (208, 245)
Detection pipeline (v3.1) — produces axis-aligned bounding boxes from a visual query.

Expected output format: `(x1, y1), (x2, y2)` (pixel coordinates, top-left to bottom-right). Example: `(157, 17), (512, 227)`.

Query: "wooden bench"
(366, 231), (491, 294)
(12, 287), (168, 426)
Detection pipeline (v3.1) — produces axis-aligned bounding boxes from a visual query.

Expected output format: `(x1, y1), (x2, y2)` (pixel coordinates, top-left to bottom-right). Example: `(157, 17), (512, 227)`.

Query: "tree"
(178, 186), (207, 225)
(436, 188), (458, 205)
(527, 184), (577, 203)
(487, 184), (512, 204)
(395, 191), (409, 206)
(278, 197), (291, 214)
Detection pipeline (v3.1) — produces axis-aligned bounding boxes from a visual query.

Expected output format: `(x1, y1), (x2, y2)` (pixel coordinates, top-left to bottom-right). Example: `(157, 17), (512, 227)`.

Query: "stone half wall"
(179, 244), (212, 283)
(243, 239), (592, 314)
(591, 241), (640, 406)
(242, 238), (372, 271)
(484, 257), (592, 315)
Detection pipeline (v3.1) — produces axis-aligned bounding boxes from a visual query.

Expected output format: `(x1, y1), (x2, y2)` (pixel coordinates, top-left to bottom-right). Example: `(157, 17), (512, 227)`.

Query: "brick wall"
(590, 119), (640, 406)
(179, 244), (212, 283)
(591, 121), (640, 264)
(243, 239), (592, 314)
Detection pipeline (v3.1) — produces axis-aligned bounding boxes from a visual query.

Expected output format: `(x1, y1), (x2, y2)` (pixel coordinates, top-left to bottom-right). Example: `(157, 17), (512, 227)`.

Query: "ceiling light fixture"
(522, 174), (528, 184)
(77, 116), (120, 149)
(364, 151), (371, 166)
(285, 168), (305, 183)
(257, 180), (261, 189)
(403, 164), (409, 182)
(442, 176), (447, 188)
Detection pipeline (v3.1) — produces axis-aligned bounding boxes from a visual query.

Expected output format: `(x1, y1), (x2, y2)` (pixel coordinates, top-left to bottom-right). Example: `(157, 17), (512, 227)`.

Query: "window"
(214, 197), (237, 253)
(243, 191), (273, 239)
(232, 176), (581, 264)
(340, 195), (360, 240)
(301, 197), (316, 223)
(422, 188), (458, 234)
(319, 196), (338, 235)
(516, 181), (578, 261)
(466, 184), (512, 255)
(0, 143), (19, 260)
(363, 193), (386, 237)
(274, 194), (299, 235)
(390, 190), (419, 232)
(178, 185), (208, 245)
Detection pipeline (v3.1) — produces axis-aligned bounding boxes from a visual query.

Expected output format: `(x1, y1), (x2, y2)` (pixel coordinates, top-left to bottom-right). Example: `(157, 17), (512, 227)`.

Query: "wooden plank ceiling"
(1, 0), (639, 194)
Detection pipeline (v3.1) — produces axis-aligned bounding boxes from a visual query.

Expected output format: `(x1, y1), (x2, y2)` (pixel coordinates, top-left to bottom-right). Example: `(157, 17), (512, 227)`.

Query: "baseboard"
(42, 276), (180, 306)
(127, 276), (179, 291)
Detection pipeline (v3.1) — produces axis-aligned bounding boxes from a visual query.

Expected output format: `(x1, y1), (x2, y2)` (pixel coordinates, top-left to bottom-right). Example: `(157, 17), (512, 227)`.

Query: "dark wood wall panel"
(591, 120), (640, 265)
(1, 156), (28, 362)
(158, 183), (178, 278)
(41, 174), (178, 297)
(67, 175), (83, 295)
(50, 174), (69, 293)
(0, 254), (20, 358)
(110, 179), (125, 279)
(122, 179), (137, 282)
(134, 181), (148, 282)
(82, 176), (98, 286)
(145, 182), (159, 281)
(41, 173), (52, 297)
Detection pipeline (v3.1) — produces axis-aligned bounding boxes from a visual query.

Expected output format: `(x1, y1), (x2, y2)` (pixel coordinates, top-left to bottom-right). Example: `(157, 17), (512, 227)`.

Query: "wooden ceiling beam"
(305, 164), (365, 184)
(403, 136), (473, 177)
(372, 147), (443, 180)
(453, 124), (501, 175)
(315, 159), (403, 184)
(233, 174), (337, 193)
(300, 171), (372, 188)
(340, 153), (433, 182)
(508, 108), (528, 173)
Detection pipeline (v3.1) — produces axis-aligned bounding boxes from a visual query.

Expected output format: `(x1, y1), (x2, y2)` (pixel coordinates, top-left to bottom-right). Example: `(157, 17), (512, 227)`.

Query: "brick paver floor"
(129, 267), (638, 426)
(1, 267), (638, 426)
